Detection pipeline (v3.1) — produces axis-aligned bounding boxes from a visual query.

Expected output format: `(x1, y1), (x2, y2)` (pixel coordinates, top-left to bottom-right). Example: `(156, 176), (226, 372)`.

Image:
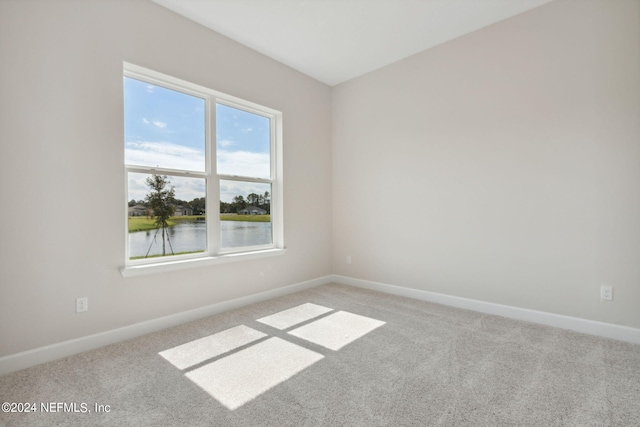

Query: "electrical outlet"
(346, 255), (352, 265)
(76, 297), (88, 313)
(600, 286), (613, 301)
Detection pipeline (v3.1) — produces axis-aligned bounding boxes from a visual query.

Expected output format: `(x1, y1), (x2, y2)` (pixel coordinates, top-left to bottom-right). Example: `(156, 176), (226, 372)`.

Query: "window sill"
(120, 248), (286, 278)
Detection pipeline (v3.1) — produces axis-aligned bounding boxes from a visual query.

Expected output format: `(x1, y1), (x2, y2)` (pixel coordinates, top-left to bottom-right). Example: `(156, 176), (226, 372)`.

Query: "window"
(123, 63), (283, 274)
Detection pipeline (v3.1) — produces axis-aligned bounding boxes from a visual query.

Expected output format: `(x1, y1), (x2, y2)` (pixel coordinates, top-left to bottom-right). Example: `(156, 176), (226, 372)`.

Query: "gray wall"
(0, 0), (333, 357)
(332, 0), (640, 328)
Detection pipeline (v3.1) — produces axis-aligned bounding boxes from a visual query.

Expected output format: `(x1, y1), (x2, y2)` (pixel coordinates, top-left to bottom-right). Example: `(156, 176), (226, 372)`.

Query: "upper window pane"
(216, 103), (271, 179)
(124, 77), (206, 172)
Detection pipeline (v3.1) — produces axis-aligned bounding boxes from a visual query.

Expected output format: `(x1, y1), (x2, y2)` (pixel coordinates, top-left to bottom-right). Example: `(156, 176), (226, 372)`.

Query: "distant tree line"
(220, 192), (271, 214)
(128, 196), (205, 215)
(128, 192), (270, 214)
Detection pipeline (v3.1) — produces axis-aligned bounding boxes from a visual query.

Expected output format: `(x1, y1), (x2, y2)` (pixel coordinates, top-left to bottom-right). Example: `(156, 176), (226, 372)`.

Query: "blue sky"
(124, 77), (271, 203)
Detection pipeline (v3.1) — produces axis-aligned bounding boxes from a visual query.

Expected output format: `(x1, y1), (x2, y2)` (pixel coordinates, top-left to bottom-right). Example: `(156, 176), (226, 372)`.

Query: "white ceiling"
(152, 0), (554, 86)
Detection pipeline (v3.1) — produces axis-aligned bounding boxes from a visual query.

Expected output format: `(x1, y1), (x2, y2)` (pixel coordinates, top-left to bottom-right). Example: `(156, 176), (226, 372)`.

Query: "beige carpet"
(1, 283), (639, 426)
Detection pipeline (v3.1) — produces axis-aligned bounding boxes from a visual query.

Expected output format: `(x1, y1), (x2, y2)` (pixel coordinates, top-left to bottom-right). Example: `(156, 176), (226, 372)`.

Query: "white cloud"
(153, 120), (167, 129)
(217, 150), (270, 179)
(241, 127), (253, 133)
(143, 118), (150, 124)
(125, 141), (205, 172)
(218, 139), (235, 148)
(172, 176), (206, 201)
(127, 175), (150, 202)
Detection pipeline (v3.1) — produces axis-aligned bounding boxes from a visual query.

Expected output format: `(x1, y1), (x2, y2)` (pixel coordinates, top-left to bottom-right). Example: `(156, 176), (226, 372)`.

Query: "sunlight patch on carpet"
(159, 325), (266, 369)
(159, 304), (385, 410)
(288, 311), (385, 351)
(256, 303), (333, 330)
(185, 337), (323, 410)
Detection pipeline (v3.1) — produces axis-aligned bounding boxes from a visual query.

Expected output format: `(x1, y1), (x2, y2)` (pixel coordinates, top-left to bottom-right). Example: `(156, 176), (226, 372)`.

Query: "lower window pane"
(220, 180), (272, 250)
(128, 173), (206, 259)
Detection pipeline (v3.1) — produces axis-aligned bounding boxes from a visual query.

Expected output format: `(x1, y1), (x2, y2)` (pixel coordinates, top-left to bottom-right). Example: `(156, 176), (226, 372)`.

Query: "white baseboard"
(0, 275), (333, 376)
(3, 274), (637, 376)
(332, 274), (640, 345)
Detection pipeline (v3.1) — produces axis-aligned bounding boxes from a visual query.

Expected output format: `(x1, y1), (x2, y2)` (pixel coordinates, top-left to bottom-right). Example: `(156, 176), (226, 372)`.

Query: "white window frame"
(121, 63), (284, 277)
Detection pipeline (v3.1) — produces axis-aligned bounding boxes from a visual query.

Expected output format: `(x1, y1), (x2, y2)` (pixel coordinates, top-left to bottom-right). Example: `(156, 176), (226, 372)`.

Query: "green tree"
(219, 201), (231, 213)
(232, 195), (246, 213)
(145, 174), (176, 256)
(190, 197), (206, 215)
(247, 193), (260, 206)
(262, 191), (271, 214)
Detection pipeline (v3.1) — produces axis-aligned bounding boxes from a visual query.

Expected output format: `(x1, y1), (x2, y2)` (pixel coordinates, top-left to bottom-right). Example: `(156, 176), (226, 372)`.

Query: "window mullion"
(207, 95), (219, 255)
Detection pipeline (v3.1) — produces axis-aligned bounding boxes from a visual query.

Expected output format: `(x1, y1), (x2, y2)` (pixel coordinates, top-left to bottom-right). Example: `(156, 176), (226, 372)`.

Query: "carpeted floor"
(1, 283), (639, 426)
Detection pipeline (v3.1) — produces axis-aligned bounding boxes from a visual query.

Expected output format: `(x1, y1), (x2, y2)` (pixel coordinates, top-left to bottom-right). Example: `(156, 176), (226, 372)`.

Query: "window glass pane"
(220, 180), (272, 249)
(216, 104), (270, 179)
(128, 173), (206, 259)
(124, 77), (206, 172)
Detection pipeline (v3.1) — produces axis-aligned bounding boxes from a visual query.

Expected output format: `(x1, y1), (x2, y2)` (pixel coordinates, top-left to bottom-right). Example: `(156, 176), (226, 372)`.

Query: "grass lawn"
(128, 214), (269, 232)
(128, 217), (176, 232)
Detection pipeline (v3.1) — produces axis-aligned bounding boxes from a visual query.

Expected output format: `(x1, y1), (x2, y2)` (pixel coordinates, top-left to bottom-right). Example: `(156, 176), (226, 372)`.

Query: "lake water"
(129, 220), (272, 258)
